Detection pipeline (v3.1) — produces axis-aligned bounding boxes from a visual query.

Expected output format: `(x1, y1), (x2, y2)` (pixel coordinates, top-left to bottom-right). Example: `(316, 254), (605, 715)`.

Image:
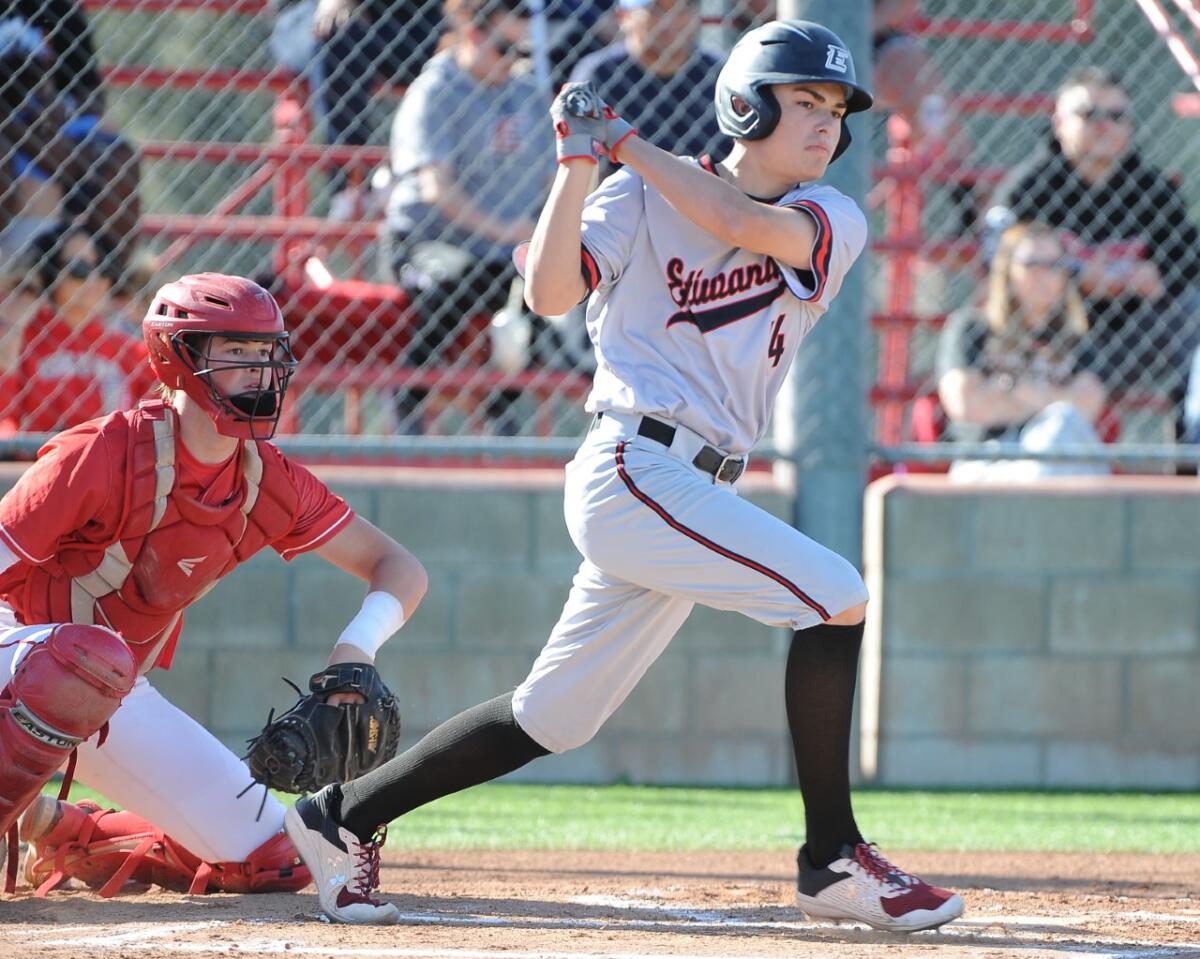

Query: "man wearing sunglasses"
(382, 0), (555, 434)
(988, 66), (1200, 445)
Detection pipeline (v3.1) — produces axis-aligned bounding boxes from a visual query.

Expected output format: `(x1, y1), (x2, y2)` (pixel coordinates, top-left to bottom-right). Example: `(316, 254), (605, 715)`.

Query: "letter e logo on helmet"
(825, 45), (849, 72)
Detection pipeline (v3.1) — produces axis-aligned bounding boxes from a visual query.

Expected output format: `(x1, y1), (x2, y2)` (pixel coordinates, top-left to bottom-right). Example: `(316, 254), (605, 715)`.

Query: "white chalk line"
(16, 921), (229, 946)
(20, 936), (1200, 959)
(12, 904), (1200, 958)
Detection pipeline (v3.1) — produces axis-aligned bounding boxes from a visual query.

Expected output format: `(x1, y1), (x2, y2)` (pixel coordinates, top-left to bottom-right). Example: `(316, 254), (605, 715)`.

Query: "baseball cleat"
(18, 794), (62, 844)
(19, 796), (103, 887)
(284, 785), (398, 925)
(795, 842), (964, 932)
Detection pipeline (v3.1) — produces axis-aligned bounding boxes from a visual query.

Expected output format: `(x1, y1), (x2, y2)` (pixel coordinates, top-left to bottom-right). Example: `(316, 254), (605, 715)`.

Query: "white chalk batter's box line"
(14, 909), (1200, 959)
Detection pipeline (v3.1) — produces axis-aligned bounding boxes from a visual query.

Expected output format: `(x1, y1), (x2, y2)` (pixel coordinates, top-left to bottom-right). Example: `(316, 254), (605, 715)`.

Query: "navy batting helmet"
(715, 20), (873, 162)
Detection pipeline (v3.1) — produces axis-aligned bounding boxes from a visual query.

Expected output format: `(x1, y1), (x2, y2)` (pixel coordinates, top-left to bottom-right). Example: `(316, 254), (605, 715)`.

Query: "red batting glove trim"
(608, 128), (638, 165)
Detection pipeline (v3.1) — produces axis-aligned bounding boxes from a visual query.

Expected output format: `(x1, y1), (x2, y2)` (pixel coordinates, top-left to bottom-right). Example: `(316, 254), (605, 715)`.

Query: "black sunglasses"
(1012, 255), (1070, 270)
(490, 35), (530, 58)
(63, 256), (99, 280)
(1074, 105), (1130, 123)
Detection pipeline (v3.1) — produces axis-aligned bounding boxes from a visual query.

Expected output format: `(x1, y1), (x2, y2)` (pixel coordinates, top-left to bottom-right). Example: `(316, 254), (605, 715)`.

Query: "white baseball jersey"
(579, 157), (868, 455)
(510, 160), (871, 750)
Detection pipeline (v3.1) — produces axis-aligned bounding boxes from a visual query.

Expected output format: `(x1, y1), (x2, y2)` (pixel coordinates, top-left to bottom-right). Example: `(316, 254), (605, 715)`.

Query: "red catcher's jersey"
(0, 401), (353, 671)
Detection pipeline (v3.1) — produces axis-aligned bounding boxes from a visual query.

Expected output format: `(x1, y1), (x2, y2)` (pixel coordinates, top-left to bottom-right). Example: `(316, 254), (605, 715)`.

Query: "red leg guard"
(204, 832), (312, 894)
(0, 625), (136, 892)
(24, 799), (310, 897)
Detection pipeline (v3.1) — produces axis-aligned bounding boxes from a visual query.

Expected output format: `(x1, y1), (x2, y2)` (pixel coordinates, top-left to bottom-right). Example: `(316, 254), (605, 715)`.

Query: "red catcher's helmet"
(143, 273), (297, 440)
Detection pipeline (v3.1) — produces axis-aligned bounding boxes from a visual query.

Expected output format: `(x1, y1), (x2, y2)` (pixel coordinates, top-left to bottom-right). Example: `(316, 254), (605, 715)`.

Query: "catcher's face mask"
(178, 332), (297, 433)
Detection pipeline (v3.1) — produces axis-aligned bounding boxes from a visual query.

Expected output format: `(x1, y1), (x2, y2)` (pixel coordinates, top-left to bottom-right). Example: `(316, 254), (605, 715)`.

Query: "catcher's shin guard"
(21, 797), (311, 896)
(0, 624), (136, 892)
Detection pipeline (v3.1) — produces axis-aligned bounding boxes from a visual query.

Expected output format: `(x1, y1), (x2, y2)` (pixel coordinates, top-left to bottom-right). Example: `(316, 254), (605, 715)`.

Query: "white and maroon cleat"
(284, 785), (398, 925)
(796, 841), (964, 932)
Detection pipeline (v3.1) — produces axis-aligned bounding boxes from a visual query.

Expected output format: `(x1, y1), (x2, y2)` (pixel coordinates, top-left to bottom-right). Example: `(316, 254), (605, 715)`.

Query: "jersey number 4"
(768, 315), (786, 368)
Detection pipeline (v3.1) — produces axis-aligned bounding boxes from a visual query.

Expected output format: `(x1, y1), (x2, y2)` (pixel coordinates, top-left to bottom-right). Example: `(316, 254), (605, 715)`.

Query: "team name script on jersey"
(665, 256), (786, 333)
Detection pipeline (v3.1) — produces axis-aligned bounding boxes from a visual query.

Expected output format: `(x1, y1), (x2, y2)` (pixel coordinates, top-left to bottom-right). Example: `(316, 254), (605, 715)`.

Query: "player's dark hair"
(29, 220), (110, 296)
(1057, 66), (1124, 97)
(445, 0), (527, 29)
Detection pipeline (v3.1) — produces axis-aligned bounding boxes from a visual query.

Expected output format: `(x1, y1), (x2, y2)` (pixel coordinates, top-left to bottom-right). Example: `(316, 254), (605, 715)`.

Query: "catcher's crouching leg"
(21, 797), (311, 896)
(0, 624), (136, 892)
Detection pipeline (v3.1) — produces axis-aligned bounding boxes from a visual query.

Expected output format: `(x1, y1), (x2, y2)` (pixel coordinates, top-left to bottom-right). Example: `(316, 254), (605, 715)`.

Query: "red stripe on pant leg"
(614, 442), (830, 621)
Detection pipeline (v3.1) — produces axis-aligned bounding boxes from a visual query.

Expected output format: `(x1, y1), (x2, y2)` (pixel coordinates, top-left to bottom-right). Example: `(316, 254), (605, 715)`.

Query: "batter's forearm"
(617, 137), (754, 247)
(525, 163), (593, 316)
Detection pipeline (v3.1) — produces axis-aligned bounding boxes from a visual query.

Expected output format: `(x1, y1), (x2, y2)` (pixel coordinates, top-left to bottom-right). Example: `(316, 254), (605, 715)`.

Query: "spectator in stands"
(988, 67), (1200, 440)
(543, 0), (617, 89)
(2, 222), (154, 433)
(871, 0), (978, 234)
(936, 222), (1108, 480)
(731, 0), (775, 35)
(0, 0), (141, 280)
(308, 0), (444, 215)
(872, 1), (954, 150)
(0, 236), (41, 438)
(570, 0), (726, 168)
(107, 250), (160, 336)
(383, 0), (554, 433)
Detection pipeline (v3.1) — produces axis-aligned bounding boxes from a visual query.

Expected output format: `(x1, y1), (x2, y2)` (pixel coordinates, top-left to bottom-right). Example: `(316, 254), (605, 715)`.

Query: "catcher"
(0, 273), (423, 901)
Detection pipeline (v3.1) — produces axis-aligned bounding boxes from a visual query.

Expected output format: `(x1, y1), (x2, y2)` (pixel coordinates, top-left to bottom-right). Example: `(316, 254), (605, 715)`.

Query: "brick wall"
(5, 462), (1196, 788)
(0, 463), (795, 787)
(862, 475), (1200, 789)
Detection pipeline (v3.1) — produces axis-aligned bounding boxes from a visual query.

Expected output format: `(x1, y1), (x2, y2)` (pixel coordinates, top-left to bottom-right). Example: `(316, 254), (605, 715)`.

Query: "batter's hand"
(551, 82), (636, 165)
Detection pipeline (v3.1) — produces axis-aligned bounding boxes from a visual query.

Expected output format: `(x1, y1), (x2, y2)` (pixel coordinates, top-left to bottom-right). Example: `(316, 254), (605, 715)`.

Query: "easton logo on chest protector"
(665, 256), (786, 333)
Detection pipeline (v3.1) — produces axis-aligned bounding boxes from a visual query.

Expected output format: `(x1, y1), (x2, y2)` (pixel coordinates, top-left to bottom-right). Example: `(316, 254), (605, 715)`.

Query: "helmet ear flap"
(746, 85), (781, 141)
(831, 123), (852, 162)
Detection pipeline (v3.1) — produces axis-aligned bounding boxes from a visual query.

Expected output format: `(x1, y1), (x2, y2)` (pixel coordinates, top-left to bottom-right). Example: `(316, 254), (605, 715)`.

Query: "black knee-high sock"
(335, 692), (550, 842)
(786, 621), (865, 868)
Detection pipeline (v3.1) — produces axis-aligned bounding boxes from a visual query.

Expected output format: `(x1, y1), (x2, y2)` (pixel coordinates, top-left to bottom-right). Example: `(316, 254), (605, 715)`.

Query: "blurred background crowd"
(1, 0), (1199, 476)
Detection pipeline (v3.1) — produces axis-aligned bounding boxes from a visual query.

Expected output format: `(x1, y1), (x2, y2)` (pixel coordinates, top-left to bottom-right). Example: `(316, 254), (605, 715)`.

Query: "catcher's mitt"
(243, 662), (401, 795)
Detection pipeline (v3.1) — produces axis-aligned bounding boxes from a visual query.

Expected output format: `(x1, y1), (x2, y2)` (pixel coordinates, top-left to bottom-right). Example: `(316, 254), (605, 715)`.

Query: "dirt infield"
(3, 849), (1198, 959)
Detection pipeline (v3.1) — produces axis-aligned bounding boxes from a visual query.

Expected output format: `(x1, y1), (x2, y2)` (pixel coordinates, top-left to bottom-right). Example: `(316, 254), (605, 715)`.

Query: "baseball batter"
(286, 21), (964, 932)
(0, 274), (426, 900)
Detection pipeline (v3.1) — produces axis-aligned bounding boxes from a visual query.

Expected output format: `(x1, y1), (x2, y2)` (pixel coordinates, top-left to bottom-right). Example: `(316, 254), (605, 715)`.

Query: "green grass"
(49, 782), (1199, 854)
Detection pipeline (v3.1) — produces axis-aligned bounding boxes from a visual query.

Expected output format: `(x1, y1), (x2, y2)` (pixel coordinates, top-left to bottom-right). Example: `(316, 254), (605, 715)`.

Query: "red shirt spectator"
(0, 222), (154, 432)
(1, 305), (154, 431)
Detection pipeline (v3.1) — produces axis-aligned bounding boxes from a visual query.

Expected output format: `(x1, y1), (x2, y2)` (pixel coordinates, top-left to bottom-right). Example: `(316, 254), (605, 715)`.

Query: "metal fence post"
(773, 0), (872, 566)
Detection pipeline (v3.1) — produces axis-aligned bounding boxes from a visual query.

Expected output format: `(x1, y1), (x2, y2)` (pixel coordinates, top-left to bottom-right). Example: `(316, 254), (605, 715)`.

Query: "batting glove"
(551, 82), (636, 165)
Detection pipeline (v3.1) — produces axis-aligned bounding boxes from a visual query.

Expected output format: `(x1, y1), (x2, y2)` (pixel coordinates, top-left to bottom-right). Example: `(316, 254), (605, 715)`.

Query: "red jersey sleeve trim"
(278, 507), (354, 561)
(0, 522), (52, 565)
(784, 199), (833, 301)
(580, 244), (602, 295)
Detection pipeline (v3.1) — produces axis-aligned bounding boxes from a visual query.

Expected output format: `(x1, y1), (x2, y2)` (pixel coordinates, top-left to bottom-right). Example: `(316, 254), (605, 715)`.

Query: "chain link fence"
(0, 0), (1197, 468)
(870, 0), (1200, 473)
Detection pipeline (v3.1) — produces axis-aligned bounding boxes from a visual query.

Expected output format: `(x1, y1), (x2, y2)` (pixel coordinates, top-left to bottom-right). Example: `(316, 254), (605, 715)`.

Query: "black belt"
(598, 413), (745, 484)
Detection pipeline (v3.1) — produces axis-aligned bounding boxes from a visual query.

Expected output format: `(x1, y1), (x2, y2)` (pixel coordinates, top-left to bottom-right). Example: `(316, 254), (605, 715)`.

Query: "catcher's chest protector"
(24, 402), (300, 672)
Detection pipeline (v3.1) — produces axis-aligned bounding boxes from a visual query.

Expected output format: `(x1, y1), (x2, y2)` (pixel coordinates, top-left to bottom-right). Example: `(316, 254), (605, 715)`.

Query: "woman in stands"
(935, 221), (1109, 479)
